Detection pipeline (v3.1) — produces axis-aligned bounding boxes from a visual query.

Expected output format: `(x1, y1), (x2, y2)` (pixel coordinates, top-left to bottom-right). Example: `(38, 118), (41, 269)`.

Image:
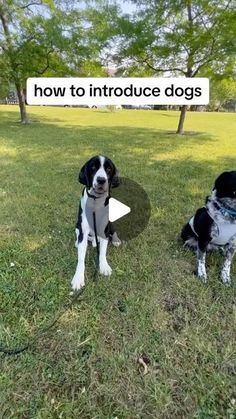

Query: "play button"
(109, 198), (131, 222)
(111, 177), (151, 241)
(85, 177), (151, 242)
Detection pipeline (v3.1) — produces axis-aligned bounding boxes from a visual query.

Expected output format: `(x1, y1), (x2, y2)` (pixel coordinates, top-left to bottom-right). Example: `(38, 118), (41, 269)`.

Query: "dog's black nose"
(97, 177), (106, 185)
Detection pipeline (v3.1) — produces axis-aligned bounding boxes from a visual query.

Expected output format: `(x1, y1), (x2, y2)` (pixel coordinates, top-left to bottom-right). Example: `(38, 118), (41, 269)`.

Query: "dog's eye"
(91, 165), (96, 172)
(106, 167), (111, 174)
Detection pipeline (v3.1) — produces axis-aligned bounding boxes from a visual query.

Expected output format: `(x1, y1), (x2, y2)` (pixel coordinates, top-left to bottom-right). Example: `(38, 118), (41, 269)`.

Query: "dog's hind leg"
(196, 240), (208, 282)
(107, 221), (122, 247)
(221, 236), (236, 285)
(99, 238), (112, 276)
(111, 231), (122, 247)
(88, 233), (97, 247)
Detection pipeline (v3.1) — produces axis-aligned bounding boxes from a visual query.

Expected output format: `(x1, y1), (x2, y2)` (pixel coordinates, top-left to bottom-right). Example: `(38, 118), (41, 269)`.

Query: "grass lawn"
(0, 105), (236, 418)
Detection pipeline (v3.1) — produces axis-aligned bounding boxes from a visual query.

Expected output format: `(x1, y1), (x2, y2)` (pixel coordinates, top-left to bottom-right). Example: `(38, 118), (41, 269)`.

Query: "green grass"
(0, 105), (236, 418)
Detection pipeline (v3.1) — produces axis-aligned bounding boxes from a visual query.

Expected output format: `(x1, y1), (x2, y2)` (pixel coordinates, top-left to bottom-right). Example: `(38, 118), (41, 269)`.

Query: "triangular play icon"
(109, 198), (131, 222)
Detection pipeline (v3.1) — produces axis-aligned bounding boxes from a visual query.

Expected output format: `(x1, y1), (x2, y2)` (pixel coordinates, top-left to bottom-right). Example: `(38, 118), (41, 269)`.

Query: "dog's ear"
(78, 163), (88, 186)
(213, 171), (229, 191)
(111, 165), (120, 188)
(213, 171), (231, 198)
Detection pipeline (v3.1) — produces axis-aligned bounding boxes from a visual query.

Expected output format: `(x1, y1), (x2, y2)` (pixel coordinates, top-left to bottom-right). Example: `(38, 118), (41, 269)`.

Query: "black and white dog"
(72, 155), (121, 292)
(181, 171), (236, 285)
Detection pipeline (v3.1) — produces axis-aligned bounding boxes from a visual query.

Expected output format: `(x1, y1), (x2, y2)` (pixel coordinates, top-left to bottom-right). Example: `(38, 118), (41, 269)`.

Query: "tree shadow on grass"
(0, 110), (216, 164)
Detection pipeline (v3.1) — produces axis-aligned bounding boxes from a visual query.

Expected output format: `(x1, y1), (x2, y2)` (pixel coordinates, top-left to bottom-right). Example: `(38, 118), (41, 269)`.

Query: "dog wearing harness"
(72, 155), (121, 292)
(181, 171), (236, 285)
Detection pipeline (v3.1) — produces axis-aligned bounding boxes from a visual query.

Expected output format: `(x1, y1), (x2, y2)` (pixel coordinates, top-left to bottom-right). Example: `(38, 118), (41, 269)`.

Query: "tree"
(0, 1), (107, 123)
(210, 78), (236, 111)
(0, 1), (64, 123)
(99, 0), (236, 133)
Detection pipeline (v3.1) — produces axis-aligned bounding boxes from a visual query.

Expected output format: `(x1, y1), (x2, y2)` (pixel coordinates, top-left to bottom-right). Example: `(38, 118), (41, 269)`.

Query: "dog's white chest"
(83, 195), (109, 239)
(212, 222), (236, 245)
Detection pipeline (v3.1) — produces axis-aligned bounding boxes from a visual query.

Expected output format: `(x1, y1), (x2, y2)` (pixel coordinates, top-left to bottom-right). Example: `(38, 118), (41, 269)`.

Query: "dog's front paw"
(71, 273), (85, 292)
(197, 267), (207, 283)
(220, 271), (231, 286)
(99, 262), (112, 276)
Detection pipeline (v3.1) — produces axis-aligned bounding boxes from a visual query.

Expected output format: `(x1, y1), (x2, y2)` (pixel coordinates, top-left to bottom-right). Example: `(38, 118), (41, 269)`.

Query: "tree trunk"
(15, 82), (28, 123)
(0, 6), (28, 123)
(176, 105), (187, 134)
(175, 3), (193, 135)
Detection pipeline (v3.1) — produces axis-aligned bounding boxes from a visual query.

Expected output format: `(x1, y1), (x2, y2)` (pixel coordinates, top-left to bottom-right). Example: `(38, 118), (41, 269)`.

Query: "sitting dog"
(181, 171), (236, 285)
(72, 155), (121, 292)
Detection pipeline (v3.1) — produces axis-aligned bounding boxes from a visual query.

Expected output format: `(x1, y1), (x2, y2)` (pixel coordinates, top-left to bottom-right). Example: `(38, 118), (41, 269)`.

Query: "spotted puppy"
(181, 171), (236, 285)
(72, 155), (121, 292)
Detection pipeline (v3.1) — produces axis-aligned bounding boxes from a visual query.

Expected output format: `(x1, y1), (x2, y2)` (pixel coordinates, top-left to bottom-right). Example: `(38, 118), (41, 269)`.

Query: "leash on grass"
(0, 211), (100, 356)
(87, 189), (101, 281)
(93, 209), (100, 281)
(0, 290), (84, 356)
